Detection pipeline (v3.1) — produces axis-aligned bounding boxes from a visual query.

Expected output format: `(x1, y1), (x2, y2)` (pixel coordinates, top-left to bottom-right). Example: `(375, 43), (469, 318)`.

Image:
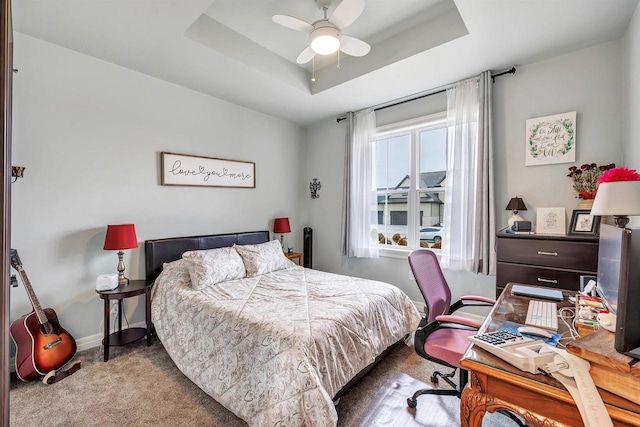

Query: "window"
(375, 113), (447, 250)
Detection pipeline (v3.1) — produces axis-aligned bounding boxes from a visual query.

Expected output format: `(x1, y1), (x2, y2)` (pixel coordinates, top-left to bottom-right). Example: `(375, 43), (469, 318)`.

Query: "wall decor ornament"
(161, 152), (255, 188)
(525, 111), (576, 166)
(309, 178), (321, 199)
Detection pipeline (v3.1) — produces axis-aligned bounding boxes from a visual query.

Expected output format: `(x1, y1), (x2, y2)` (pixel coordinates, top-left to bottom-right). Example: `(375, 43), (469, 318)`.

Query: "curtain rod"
(336, 66), (516, 123)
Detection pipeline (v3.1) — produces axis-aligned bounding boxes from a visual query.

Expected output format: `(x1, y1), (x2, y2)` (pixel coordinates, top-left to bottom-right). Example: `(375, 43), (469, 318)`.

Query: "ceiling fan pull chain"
(337, 50), (340, 69)
(312, 56), (316, 82)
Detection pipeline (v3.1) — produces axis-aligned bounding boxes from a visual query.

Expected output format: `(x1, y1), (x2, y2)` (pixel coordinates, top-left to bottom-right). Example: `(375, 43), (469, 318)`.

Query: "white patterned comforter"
(151, 261), (421, 427)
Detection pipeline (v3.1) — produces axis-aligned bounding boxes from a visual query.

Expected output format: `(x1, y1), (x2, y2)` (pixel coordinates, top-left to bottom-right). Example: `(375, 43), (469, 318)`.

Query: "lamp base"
(614, 215), (630, 228)
(507, 213), (525, 228)
(116, 250), (129, 286)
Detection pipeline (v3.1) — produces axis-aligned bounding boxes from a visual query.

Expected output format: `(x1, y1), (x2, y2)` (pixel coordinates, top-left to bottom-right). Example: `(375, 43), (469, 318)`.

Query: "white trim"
(378, 246), (441, 259)
(376, 112), (447, 136)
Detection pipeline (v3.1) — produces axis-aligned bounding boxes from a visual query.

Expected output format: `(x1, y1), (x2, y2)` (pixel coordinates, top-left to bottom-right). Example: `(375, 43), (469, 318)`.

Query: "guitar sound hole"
(40, 322), (54, 335)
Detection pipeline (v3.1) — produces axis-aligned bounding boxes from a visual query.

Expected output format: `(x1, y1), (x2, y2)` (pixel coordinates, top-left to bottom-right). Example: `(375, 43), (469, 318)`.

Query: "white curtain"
(441, 72), (495, 274)
(341, 109), (379, 258)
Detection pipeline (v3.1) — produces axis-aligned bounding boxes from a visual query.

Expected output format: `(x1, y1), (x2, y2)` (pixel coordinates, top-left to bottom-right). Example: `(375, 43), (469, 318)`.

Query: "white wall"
(10, 33), (304, 345)
(623, 2), (640, 169)
(303, 39), (625, 305)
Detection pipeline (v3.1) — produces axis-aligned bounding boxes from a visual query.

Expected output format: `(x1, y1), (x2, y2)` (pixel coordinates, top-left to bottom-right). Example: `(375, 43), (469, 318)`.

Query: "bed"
(146, 230), (421, 427)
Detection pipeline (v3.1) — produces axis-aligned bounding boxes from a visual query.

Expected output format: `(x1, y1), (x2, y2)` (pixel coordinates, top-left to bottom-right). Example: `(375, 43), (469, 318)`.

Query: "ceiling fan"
(272, 0), (371, 65)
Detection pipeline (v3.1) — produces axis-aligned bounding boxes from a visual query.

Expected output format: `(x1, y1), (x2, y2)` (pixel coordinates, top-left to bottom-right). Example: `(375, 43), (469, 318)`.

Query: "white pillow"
(182, 247), (246, 289)
(234, 240), (292, 277)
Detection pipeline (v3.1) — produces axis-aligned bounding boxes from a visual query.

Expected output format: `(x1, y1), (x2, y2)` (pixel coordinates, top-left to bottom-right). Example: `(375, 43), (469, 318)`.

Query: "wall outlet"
(110, 301), (119, 316)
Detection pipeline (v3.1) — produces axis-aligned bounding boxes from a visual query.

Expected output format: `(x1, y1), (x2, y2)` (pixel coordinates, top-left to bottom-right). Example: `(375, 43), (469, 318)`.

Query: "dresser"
(495, 232), (599, 298)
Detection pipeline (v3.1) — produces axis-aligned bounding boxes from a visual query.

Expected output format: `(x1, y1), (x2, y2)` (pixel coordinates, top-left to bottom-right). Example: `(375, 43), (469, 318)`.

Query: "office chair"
(406, 249), (496, 408)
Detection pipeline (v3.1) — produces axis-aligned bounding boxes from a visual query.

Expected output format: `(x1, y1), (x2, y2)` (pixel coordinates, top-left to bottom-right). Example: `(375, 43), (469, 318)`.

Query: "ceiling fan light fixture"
(310, 25), (340, 55)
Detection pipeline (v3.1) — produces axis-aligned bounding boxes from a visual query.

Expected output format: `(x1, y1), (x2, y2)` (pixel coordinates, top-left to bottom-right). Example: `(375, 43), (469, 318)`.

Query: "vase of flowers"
(567, 163), (615, 208)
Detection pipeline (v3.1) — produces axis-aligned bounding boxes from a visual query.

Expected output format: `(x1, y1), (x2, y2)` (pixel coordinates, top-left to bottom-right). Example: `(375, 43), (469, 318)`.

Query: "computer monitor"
(596, 224), (640, 358)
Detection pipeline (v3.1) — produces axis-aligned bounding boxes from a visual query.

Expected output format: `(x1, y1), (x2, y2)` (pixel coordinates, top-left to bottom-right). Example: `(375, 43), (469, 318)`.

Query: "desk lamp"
(505, 196), (527, 227)
(273, 217), (291, 249)
(103, 224), (138, 286)
(590, 168), (640, 228)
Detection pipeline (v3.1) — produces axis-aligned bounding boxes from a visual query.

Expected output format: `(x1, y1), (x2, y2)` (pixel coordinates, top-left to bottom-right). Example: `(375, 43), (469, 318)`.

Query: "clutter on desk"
(575, 294), (605, 336)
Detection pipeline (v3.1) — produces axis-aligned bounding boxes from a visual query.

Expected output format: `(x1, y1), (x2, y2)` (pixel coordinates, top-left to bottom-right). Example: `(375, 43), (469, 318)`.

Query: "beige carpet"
(9, 339), (517, 426)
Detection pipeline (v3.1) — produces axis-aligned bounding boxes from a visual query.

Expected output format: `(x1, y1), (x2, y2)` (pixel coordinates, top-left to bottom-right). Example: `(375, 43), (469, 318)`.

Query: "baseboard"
(9, 321), (145, 373)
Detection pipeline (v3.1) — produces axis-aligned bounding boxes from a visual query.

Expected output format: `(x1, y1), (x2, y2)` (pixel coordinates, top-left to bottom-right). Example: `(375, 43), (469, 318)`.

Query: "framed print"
(536, 207), (566, 235)
(161, 152), (255, 188)
(568, 209), (601, 236)
(525, 111), (576, 166)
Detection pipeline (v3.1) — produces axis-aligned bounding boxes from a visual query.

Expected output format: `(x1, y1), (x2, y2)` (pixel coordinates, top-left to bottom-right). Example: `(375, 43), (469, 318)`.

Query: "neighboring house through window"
(375, 112), (447, 250)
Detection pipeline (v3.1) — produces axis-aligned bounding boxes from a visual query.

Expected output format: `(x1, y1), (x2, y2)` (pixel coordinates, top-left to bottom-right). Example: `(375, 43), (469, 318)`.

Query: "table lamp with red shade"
(273, 218), (291, 249)
(103, 224), (138, 286)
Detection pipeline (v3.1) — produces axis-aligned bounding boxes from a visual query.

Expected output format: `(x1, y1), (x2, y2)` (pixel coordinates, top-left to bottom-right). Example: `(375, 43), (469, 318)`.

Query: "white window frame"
(375, 112), (447, 258)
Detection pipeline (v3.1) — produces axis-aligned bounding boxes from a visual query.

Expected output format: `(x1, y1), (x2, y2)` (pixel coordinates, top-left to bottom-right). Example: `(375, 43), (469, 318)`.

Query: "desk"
(460, 282), (640, 427)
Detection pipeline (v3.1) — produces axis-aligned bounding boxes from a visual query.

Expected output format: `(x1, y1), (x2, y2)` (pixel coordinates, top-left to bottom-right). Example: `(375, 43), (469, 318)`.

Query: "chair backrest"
(408, 250), (452, 323)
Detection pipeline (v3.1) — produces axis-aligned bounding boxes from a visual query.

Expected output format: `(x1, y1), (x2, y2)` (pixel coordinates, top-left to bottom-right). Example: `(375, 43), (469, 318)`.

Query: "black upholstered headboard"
(145, 230), (270, 282)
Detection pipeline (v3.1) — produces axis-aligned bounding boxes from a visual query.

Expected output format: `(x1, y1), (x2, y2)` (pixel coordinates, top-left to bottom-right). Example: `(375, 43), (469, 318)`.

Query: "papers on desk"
(499, 321), (561, 347)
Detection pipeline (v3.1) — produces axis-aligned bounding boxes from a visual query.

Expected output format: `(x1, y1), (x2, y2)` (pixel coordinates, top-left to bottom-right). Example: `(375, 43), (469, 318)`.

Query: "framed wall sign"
(161, 152), (255, 188)
(525, 111), (576, 166)
(536, 207), (566, 235)
(568, 209), (601, 236)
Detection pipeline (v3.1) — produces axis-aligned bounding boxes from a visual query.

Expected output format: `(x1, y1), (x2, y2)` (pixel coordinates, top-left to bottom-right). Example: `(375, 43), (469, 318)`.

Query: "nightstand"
(96, 279), (152, 362)
(286, 252), (303, 265)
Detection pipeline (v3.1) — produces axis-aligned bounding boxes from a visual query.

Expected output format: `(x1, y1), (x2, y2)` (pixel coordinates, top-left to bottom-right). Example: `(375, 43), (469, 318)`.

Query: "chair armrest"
(434, 314), (482, 329)
(461, 295), (496, 305)
(449, 295), (495, 314)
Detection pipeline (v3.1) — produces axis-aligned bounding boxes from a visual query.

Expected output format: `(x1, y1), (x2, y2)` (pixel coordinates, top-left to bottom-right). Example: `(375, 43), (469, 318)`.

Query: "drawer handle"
(537, 251), (558, 256)
(537, 278), (558, 284)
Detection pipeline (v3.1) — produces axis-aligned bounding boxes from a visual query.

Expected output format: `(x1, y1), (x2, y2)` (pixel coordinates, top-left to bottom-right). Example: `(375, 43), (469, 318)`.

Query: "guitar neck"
(16, 266), (48, 325)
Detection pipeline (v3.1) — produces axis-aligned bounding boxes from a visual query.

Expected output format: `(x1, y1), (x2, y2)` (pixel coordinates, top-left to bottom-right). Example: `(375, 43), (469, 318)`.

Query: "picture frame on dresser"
(536, 207), (566, 235)
(568, 209), (601, 236)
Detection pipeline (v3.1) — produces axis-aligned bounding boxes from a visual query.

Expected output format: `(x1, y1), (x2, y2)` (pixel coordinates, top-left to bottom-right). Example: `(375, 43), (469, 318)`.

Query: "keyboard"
(525, 300), (558, 331)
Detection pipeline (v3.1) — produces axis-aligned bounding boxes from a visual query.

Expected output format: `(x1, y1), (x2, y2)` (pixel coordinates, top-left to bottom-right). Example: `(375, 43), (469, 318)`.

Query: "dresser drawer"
(497, 238), (598, 271)
(496, 264), (583, 294)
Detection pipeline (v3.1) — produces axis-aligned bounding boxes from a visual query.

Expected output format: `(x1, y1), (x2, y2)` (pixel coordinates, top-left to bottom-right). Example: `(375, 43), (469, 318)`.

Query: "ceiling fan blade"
(272, 15), (313, 32)
(340, 35), (370, 57)
(330, 0), (365, 29)
(296, 46), (316, 64)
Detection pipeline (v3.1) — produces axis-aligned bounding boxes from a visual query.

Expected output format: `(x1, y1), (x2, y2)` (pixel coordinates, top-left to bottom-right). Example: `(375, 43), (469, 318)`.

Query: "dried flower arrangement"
(567, 163), (615, 199)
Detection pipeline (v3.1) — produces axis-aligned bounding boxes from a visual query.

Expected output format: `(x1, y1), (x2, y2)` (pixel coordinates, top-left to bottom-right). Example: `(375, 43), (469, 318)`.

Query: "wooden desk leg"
(460, 371), (487, 427)
(103, 298), (110, 362)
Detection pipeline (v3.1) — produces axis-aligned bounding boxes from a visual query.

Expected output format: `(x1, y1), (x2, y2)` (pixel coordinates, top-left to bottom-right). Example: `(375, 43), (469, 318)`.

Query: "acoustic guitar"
(9, 249), (77, 382)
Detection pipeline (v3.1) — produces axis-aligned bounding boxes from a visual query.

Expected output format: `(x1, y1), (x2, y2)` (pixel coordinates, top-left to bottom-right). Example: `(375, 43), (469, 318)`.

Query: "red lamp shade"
(273, 218), (291, 234)
(103, 224), (138, 250)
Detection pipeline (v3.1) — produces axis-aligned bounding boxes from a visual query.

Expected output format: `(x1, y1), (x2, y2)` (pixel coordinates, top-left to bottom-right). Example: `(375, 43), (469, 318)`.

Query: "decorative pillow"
(182, 247), (246, 289)
(234, 240), (292, 277)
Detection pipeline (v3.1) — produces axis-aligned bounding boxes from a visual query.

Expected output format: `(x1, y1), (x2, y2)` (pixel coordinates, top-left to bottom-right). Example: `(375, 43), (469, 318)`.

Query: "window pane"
(419, 128), (447, 189)
(376, 135), (410, 190)
(418, 191), (444, 249)
(377, 192), (409, 246)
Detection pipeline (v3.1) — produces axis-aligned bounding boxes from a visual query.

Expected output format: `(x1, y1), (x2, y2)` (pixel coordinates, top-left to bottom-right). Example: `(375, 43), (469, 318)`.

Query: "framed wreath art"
(525, 111), (576, 166)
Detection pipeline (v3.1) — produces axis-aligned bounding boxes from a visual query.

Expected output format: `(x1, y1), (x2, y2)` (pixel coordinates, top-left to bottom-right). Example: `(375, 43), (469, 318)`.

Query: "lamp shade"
(590, 181), (640, 216)
(103, 224), (138, 250)
(273, 218), (291, 234)
(505, 197), (527, 212)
